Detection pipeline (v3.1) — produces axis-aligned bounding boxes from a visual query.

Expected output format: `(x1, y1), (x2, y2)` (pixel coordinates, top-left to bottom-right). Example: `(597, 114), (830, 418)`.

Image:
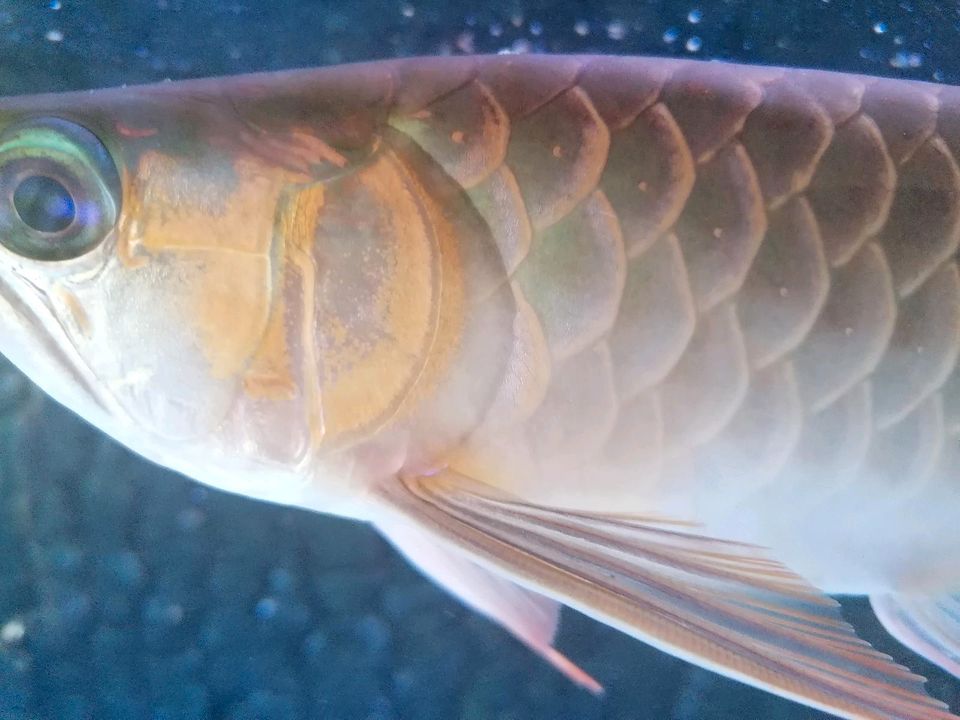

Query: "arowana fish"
(1, 54), (960, 719)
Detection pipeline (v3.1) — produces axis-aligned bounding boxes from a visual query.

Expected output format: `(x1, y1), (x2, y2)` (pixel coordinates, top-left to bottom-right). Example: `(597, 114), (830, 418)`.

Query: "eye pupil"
(12, 175), (76, 234)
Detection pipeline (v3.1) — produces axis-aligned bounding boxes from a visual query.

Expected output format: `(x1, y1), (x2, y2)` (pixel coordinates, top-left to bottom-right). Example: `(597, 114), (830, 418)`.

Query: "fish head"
(0, 86), (301, 464)
(0, 74), (441, 510)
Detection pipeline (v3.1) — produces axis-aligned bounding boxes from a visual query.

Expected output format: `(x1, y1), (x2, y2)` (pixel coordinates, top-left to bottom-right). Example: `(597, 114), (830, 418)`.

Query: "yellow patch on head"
(128, 151), (287, 256)
(190, 253), (272, 380)
(118, 150), (296, 381)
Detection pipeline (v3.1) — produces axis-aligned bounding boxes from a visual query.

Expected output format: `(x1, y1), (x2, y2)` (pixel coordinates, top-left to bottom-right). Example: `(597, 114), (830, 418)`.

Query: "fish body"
(1, 55), (959, 718)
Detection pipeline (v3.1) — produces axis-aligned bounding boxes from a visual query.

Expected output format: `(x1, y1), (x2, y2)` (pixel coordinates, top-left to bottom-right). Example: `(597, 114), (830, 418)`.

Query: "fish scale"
(378, 55), (960, 592)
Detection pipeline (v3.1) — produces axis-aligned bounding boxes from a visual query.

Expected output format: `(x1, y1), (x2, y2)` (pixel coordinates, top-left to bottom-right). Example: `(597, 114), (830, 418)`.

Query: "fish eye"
(13, 175), (76, 233)
(0, 117), (121, 262)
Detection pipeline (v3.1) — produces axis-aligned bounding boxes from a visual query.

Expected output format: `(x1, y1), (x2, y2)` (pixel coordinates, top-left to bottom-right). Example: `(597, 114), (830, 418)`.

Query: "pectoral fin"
(873, 593), (960, 679)
(372, 470), (955, 720)
(376, 515), (603, 693)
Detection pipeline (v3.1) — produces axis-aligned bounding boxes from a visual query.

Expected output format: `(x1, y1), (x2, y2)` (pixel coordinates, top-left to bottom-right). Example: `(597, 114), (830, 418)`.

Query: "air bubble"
(607, 20), (626, 40)
(0, 619), (24, 644)
(255, 597), (279, 620)
(455, 32), (474, 53)
(890, 51), (923, 69)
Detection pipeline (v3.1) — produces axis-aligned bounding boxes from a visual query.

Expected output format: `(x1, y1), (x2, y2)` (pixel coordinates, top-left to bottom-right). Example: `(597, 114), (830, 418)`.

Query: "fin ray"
(374, 471), (955, 720)
(873, 593), (960, 679)
(376, 515), (602, 693)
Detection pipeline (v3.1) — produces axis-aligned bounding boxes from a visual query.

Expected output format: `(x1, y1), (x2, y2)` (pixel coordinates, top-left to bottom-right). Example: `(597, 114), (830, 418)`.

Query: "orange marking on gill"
(277, 182), (326, 445)
(193, 254), (272, 379)
(242, 291), (297, 401)
(310, 150), (441, 447)
(116, 234), (148, 269)
(131, 151), (282, 255)
(122, 150), (301, 380)
(116, 167), (149, 269)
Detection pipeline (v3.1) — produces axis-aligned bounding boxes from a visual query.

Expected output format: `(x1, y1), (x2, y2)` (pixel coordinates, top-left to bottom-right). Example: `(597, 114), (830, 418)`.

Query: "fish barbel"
(0, 54), (959, 718)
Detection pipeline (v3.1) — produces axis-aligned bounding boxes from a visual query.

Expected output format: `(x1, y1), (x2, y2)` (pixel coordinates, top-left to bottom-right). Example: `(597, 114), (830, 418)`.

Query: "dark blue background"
(0, 1), (958, 718)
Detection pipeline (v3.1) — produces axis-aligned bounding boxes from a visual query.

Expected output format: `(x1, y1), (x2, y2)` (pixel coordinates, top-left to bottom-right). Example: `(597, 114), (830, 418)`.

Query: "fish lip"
(0, 273), (115, 419)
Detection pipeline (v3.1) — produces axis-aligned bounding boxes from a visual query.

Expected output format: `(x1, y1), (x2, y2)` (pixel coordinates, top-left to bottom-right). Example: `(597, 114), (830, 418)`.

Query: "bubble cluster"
(890, 50), (923, 68)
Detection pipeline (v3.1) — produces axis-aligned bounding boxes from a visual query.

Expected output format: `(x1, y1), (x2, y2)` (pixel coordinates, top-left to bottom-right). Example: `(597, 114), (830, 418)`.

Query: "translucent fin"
(373, 471), (956, 720)
(376, 515), (603, 694)
(872, 593), (960, 679)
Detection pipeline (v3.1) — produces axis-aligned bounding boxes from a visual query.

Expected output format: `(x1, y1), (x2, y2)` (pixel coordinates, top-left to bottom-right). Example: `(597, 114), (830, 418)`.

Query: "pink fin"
(873, 594), (960, 679)
(372, 470), (957, 720)
(376, 516), (603, 694)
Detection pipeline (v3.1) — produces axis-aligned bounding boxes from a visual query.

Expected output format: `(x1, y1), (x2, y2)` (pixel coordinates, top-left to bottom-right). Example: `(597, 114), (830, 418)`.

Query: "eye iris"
(0, 119), (120, 261)
(12, 175), (76, 234)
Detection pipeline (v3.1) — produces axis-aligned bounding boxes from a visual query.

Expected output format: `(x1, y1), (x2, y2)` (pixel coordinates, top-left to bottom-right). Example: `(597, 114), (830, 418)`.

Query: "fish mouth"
(0, 273), (113, 420)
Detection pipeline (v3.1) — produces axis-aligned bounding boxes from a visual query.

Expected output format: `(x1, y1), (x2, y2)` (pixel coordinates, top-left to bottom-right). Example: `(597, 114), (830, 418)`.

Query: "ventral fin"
(372, 470), (956, 720)
(873, 593), (960, 679)
(375, 515), (603, 694)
